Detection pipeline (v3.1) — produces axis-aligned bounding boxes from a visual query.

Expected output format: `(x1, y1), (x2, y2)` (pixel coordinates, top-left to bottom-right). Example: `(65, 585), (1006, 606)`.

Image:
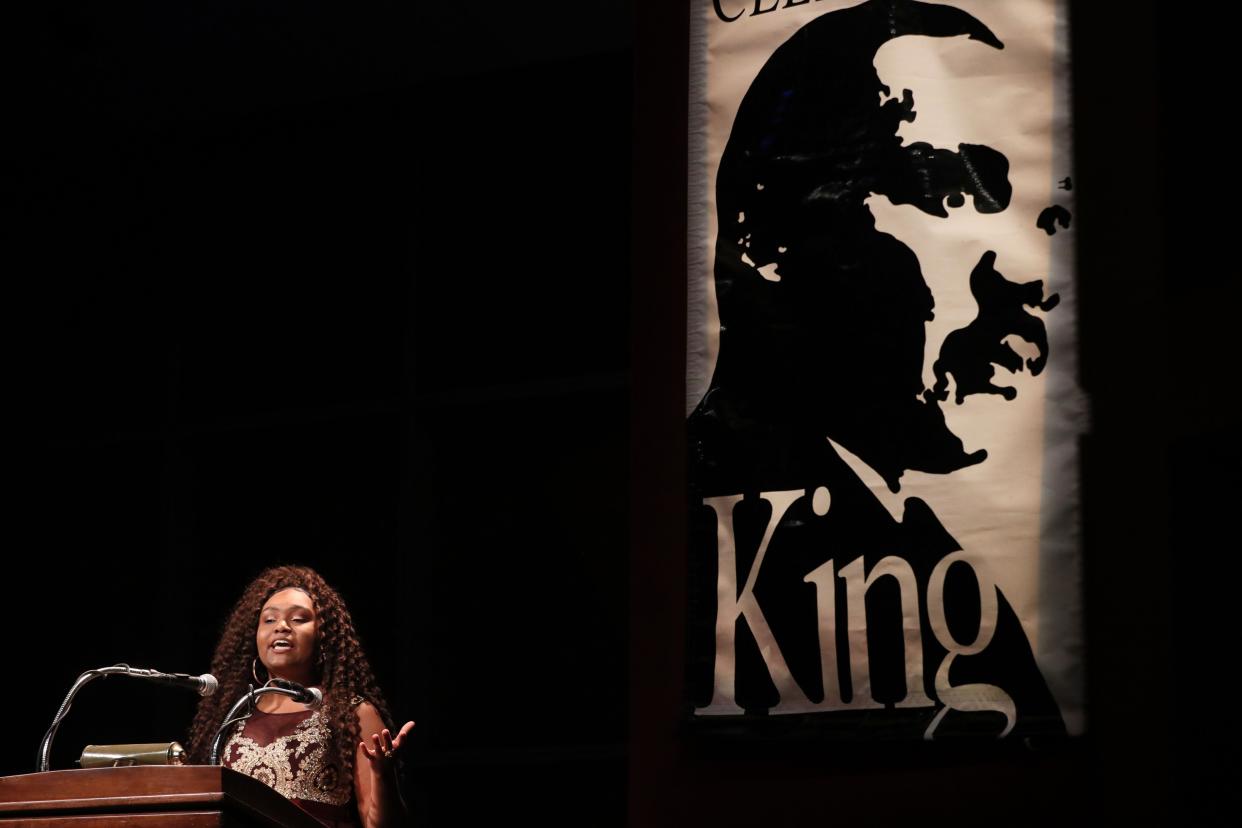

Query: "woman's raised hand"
(360, 721), (415, 770)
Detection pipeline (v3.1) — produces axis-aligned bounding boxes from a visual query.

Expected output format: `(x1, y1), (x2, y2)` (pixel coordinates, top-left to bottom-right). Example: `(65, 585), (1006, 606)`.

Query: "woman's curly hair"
(186, 565), (392, 784)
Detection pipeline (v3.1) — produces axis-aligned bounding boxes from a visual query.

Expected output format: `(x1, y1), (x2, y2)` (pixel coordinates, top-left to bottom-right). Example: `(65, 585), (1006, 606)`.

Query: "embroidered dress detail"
(223, 709), (351, 806)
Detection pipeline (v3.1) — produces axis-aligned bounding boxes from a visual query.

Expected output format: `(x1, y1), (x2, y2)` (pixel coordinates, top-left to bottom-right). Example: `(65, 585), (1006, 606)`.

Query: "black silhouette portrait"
(689, 0), (1065, 740)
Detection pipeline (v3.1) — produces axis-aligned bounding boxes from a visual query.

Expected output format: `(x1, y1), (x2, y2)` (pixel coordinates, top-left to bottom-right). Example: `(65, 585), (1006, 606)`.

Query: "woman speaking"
(187, 565), (414, 827)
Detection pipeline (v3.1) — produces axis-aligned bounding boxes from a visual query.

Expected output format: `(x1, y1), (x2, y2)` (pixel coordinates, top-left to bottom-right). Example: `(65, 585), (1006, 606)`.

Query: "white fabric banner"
(687, 0), (1084, 739)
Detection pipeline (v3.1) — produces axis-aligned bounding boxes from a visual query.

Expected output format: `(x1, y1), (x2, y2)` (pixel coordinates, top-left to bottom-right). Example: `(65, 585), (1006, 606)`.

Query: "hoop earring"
(252, 658), (269, 685)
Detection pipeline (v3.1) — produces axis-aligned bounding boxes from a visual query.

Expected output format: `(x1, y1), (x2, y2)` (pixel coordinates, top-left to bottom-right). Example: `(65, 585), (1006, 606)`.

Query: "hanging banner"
(687, 0), (1084, 740)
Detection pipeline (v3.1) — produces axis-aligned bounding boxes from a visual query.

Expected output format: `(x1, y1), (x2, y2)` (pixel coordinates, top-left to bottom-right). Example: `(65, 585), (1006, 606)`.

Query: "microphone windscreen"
(199, 674), (219, 697)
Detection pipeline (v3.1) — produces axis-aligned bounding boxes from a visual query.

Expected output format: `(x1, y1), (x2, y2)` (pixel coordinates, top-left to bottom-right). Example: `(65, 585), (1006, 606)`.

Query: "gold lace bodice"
(222, 709), (351, 807)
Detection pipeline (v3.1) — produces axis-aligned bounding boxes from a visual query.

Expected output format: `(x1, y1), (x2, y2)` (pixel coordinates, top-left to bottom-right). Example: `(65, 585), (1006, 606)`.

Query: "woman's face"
(256, 587), (320, 684)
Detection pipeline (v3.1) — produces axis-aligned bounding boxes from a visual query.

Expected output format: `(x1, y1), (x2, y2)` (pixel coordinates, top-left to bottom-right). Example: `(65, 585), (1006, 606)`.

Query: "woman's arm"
(354, 702), (415, 828)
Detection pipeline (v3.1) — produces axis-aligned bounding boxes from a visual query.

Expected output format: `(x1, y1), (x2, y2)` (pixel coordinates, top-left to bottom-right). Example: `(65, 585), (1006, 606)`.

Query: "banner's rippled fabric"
(687, 0), (1084, 739)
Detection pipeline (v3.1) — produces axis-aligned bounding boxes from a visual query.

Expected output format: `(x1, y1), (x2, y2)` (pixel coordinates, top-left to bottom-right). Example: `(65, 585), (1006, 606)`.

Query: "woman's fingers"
(392, 721), (416, 746)
(361, 722), (415, 762)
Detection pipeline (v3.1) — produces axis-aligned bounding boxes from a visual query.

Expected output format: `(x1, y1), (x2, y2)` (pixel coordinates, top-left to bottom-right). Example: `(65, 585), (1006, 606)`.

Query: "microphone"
(207, 679), (322, 764)
(122, 667), (219, 697)
(267, 678), (323, 707)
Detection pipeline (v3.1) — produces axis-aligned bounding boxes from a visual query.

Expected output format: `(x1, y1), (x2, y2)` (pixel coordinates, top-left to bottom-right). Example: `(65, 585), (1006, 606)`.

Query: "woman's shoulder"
(352, 699), (386, 730)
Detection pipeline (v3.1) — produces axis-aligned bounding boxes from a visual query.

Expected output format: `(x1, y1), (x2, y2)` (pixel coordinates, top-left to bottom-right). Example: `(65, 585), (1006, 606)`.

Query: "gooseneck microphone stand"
(38, 668), (106, 772)
(209, 683), (321, 766)
(37, 664), (217, 772)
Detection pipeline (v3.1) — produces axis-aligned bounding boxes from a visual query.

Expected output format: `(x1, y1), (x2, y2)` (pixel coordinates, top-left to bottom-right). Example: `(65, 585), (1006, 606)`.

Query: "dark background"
(14, 3), (629, 826)
(9, 1), (1234, 826)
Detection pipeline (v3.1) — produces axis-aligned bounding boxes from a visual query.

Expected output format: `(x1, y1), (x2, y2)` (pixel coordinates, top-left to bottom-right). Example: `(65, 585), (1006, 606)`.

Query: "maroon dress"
(223, 708), (359, 828)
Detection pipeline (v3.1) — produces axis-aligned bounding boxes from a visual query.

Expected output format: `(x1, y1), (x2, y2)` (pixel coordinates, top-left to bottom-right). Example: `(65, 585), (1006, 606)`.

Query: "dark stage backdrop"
(12, 3), (631, 827)
(11, 2), (1236, 827)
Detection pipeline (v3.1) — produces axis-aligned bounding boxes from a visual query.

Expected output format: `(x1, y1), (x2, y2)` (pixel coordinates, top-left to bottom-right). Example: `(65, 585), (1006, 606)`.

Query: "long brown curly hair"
(186, 565), (392, 784)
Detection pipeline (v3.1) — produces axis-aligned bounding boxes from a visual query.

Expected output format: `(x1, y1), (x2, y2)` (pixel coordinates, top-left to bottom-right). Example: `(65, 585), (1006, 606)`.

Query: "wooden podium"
(0, 766), (324, 827)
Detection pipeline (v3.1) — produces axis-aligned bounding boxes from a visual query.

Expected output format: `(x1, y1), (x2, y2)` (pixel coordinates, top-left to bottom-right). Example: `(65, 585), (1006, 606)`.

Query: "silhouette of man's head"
(693, 0), (1011, 492)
